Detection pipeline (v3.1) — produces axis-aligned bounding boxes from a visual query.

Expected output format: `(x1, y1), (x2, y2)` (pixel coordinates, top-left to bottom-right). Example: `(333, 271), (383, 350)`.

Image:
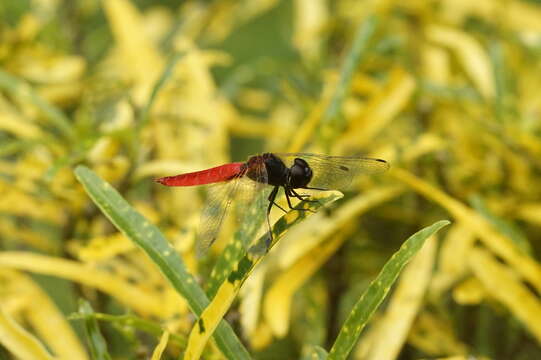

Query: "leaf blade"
(328, 220), (451, 359)
(78, 300), (112, 360)
(74, 165), (250, 360)
(185, 191), (343, 360)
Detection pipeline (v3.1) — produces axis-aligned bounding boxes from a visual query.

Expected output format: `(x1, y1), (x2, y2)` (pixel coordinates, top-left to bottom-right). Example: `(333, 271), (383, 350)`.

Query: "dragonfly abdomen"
(155, 162), (244, 186)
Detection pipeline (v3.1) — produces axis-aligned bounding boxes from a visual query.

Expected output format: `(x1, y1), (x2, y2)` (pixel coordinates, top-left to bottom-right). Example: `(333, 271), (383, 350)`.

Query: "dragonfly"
(156, 153), (389, 255)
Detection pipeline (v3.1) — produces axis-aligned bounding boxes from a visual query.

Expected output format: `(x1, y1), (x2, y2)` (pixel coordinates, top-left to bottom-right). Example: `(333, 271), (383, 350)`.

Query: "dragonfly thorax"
(246, 153), (314, 189)
(259, 153), (288, 186)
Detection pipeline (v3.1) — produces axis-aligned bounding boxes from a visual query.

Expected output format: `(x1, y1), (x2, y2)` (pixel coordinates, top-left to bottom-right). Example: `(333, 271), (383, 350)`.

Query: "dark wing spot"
(339, 165), (349, 171)
(376, 159), (386, 163)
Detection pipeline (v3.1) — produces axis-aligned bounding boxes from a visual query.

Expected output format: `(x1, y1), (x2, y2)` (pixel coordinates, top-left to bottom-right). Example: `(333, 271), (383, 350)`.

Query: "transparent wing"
(276, 152), (390, 190)
(196, 161), (271, 256)
(232, 161), (271, 250)
(196, 176), (242, 257)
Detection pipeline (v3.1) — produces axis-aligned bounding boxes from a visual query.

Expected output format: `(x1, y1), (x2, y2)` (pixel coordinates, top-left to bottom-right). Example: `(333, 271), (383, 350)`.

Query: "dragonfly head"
(288, 158), (313, 188)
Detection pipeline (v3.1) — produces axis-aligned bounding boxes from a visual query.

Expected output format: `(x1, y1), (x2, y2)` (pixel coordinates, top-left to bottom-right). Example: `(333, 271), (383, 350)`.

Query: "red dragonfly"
(156, 153), (389, 255)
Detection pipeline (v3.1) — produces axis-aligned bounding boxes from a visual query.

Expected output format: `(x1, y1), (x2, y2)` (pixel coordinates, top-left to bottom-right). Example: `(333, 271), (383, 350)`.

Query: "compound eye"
(290, 164), (304, 178)
(289, 158), (312, 188)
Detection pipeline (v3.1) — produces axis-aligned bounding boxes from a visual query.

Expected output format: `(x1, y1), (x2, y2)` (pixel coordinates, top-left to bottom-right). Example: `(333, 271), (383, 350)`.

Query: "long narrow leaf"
(69, 312), (186, 348)
(205, 188), (272, 299)
(0, 308), (55, 360)
(328, 220), (450, 359)
(184, 191), (343, 360)
(391, 168), (541, 293)
(74, 165), (250, 360)
(319, 15), (378, 143)
(138, 51), (185, 130)
(78, 300), (112, 360)
(0, 69), (74, 140)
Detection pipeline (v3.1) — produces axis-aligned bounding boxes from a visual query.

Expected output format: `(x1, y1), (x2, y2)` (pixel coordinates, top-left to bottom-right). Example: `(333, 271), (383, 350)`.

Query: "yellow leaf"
(239, 262), (267, 337)
(426, 24), (494, 98)
(0, 111), (43, 138)
(391, 168), (541, 294)
(287, 100), (327, 153)
(0, 252), (168, 318)
(0, 180), (65, 224)
(73, 233), (133, 261)
(88, 137), (120, 164)
(469, 248), (541, 342)
(431, 224), (475, 297)
(8, 49), (85, 84)
(0, 307), (55, 360)
(136, 160), (201, 180)
(452, 277), (485, 305)
(0, 218), (56, 252)
(335, 67), (416, 152)
(276, 186), (404, 269)
(265, 227), (349, 337)
(151, 331), (170, 360)
(440, 0), (541, 33)
(103, 0), (164, 104)
(228, 116), (273, 137)
(237, 88), (273, 111)
(184, 279), (237, 360)
(293, 0), (328, 60)
(2, 270), (88, 360)
(517, 203), (541, 226)
(238, 0), (280, 22)
(38, 82), (83, 107)
(263, 187), (402, 337)
(408, 312), (468, 356)
(250, 322), (274, 350)
(421, 44), (451, 84)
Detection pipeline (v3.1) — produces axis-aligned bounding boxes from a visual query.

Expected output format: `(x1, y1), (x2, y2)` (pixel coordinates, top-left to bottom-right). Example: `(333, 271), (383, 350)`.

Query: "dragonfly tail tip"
(154, 177), (166, 185)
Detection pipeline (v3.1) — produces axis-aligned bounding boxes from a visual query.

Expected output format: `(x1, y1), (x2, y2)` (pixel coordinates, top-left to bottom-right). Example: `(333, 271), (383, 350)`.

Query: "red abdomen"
(155, 162), (244, 186)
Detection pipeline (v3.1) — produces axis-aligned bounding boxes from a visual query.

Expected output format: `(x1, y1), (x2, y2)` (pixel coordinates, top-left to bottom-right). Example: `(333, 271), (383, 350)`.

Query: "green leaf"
(73, 165), (251, 360)
(184, 191), (343, 360)
(69, 312), (186, 348)
(206, 191), (343, 298)
(469, 194), (531, 254)
(137, 51), (185, 130)
(319, 15), (378, 144)
(328, 220), (451, 359)
(78, 300), (112, 360)
(302, 345), (328, 360)
(0, 69), (74, 140)
(205, 188), (272, 298)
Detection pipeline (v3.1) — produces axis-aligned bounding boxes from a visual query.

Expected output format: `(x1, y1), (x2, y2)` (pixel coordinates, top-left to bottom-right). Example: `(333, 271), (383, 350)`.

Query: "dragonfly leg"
(282, 187), (292, 209)
(264, 187), (281, 250)
(290, 188), (319, 203)
(285, 187), (316, 213)
(267, 186), (287, 214)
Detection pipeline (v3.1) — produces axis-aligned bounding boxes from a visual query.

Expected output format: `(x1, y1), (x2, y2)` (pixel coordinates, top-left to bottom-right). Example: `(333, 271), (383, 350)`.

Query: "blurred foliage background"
(1, 0), (541, 359)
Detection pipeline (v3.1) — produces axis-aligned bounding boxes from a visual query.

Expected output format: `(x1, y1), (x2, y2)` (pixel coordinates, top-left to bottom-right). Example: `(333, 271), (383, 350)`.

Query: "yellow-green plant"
(1, 0), (541, 359)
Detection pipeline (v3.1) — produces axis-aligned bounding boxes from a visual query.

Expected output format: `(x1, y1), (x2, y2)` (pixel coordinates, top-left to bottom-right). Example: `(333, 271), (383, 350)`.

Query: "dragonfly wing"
(276, 153), (389, 190)
(196, 175), (242, 257)
(196, 161), (270, 256)
(232, 161), (271, 250)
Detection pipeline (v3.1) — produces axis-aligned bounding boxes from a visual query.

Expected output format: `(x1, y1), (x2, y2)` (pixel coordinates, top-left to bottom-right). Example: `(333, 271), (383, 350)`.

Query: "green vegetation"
(1, 1), (541, 359)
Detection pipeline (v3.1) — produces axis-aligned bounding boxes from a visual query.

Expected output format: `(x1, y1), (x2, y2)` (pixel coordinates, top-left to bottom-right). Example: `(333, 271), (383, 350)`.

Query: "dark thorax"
(245, 153), (313, 189)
